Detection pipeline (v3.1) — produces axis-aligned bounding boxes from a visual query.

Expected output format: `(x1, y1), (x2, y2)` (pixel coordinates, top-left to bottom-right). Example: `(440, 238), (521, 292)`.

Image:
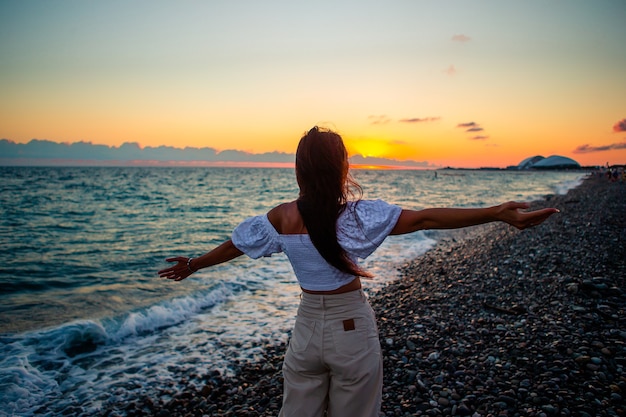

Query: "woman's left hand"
(158, 257), (194, 281)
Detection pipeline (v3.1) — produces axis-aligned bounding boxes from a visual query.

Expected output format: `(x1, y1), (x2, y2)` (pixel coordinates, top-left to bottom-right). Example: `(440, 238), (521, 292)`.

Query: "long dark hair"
(295, 126), (372, 278)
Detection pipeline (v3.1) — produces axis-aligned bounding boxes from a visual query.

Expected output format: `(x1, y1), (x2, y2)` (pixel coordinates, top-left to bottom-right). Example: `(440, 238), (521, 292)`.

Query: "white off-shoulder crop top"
(231, 200), (402, 291)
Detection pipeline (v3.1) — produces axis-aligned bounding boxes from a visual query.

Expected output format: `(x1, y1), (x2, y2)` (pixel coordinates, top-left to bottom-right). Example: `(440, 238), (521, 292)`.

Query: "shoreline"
(375, 175), (625, 416)
(113, 175), (625, 417)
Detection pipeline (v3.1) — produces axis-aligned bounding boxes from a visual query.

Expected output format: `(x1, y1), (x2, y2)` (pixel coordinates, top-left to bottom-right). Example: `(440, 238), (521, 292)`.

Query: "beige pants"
(278, 289), (383, 417)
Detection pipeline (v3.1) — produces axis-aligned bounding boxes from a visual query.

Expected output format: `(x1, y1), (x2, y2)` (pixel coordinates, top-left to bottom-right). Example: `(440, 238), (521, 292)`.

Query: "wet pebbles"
(113, 175), (625, 416)
(376, 176), (625, 417)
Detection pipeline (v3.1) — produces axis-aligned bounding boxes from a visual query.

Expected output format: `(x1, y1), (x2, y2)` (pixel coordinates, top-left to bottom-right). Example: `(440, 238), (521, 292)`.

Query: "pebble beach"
(112, 174), (625, 417)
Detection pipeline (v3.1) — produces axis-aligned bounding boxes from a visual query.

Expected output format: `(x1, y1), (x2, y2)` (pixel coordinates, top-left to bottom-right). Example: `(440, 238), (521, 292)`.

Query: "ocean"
(0, 166), (585, 416)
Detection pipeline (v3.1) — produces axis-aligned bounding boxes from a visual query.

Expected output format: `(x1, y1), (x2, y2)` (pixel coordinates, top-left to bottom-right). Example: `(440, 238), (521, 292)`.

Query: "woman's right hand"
(496, 201), (560, 230)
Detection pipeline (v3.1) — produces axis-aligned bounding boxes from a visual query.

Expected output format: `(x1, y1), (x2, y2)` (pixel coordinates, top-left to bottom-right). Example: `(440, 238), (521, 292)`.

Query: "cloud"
(0, 139), (292, 163)
(457, 121), (486, 135)
(573, 142), (626, 153)
(613, 118), (626, 132)
(368, 115), (392, 125)
(349, 154), (435, 168)
(444, 65), (457, 76)
(451, 34), (471, 43)
(399, 117), (440, 123)
(0, 138), (437, 168)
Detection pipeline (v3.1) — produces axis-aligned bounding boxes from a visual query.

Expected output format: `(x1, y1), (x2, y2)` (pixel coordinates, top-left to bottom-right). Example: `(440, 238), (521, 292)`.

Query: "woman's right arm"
(390, 201), (559, 235)
(158, 239), (244, 281)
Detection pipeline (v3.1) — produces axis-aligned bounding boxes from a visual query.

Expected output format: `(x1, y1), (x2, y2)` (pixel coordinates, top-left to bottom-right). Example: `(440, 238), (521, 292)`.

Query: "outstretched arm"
(158, 239), (244, 281)
(391, 201), (559, 235)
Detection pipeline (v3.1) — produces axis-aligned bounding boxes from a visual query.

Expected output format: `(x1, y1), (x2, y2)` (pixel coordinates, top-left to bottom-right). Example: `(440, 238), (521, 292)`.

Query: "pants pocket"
(289, 315), (316, 353)
(331, 315), (377, 357)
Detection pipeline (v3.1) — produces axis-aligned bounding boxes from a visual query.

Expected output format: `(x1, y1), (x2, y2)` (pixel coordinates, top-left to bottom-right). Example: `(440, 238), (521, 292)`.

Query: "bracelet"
(187, 257), (197, 273)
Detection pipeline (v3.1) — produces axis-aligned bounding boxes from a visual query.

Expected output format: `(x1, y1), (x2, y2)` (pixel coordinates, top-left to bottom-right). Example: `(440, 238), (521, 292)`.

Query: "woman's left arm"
(158, 239), (244, 281)
(391, 202), (559, 235)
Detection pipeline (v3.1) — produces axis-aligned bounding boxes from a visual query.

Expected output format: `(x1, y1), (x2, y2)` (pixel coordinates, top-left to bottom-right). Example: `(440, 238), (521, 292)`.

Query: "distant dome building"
(517, 155), (580, 170)
(518, 155), (545, 170)
(533, 155), (580, 169)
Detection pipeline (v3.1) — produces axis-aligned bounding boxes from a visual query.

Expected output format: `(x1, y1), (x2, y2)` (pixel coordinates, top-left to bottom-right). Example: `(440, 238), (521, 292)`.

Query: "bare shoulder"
(267, 202), (296, 218)
(267, 201), (305, 234)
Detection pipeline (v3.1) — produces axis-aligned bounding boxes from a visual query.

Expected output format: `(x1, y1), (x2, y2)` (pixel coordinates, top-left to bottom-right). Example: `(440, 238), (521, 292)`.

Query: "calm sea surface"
(0, 167), (584, 416)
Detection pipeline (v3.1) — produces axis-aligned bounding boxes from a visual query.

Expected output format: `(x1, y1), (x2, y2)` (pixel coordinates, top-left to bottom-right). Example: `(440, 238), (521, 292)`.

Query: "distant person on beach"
(158, 126), (559, 417)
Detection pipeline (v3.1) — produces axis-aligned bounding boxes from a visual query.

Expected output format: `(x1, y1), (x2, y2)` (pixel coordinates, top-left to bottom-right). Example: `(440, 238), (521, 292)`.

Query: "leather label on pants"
(343, 318), (355, 331)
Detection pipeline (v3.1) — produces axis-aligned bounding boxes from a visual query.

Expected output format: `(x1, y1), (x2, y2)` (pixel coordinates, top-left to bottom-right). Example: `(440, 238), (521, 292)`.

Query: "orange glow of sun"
(344, 138), (392, 158)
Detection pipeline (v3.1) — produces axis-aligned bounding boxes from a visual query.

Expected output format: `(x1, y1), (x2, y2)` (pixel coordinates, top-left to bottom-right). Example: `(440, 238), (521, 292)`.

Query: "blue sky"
(1, 0), (625, 167)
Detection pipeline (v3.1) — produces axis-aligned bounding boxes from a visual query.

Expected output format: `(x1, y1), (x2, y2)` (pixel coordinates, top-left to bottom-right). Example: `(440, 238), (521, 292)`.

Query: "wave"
(0, 282), (240, 416)
(552, 174), (586, 195)
(113, 281), (239, 339)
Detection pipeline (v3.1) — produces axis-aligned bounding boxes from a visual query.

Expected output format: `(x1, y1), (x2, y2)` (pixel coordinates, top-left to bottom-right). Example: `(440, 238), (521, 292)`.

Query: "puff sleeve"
(338, 200), (402, 259)
(231, 215), (283, 259)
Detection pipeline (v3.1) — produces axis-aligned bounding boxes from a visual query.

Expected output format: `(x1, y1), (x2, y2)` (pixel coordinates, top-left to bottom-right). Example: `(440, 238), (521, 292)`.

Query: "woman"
(158, 126), (558, 417)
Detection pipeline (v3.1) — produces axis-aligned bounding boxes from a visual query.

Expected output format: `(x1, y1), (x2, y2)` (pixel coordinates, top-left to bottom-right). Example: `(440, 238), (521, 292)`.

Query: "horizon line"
(0, 158), (436, 170)
(0, 158), (603, 170)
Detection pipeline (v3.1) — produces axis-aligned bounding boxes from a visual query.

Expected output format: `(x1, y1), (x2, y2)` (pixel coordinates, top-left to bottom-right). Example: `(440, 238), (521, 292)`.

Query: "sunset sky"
(1, 0), (625, 168)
